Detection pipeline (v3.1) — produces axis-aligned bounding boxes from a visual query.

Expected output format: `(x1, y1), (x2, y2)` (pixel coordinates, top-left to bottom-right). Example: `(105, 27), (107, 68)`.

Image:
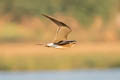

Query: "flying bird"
(42, 14), (76, 48)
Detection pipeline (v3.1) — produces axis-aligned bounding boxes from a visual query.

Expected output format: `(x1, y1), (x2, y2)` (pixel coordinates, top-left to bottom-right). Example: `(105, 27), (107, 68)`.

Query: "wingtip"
(41, 14), (72, 30)
(41, 14), (49, 18)
(41, 14), (46, 16)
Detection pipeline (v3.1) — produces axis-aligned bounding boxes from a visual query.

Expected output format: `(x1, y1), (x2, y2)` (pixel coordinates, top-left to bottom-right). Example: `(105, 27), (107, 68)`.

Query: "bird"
(42, 14), (76, 48)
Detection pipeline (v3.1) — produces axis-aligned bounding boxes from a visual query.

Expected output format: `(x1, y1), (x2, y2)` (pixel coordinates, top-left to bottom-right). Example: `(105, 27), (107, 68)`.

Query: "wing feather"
(42, 14), (72, 42)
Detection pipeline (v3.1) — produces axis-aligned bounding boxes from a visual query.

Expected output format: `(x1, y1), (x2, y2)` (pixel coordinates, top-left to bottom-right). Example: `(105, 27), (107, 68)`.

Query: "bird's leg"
(54, 27), (61, 42)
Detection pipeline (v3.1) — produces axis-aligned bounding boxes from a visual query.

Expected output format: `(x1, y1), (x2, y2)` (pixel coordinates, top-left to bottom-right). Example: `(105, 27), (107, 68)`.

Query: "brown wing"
(42, 14), (72, 42)
(54, 27), (71, 42)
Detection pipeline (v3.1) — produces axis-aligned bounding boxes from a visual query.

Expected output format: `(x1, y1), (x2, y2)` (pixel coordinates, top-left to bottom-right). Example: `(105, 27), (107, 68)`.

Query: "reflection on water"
(0, 69), (120, 80)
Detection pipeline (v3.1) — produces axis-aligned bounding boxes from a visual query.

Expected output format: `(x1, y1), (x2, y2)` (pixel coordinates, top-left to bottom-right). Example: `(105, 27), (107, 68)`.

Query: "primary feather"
(42, 14), (72, 42)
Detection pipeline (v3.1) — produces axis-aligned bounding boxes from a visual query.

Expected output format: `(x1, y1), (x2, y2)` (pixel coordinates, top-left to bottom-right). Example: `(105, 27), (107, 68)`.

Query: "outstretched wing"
(42, 14), (72, 42)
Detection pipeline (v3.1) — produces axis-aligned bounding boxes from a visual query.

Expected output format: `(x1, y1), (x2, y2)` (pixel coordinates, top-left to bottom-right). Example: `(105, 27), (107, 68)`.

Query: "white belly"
(46, 43), (63, 48)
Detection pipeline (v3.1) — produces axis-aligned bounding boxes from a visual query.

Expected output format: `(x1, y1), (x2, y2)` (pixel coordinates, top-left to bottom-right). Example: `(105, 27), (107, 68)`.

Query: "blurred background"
(0, 0), (120, 80)
(0, 0), (120, 43)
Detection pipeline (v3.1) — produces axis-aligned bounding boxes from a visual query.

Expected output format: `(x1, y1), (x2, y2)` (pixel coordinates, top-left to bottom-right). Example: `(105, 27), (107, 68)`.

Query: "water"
(0, 69), (120, 80)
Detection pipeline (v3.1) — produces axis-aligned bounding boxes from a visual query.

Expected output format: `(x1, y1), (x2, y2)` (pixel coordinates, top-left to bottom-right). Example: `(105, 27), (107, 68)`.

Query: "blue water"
(0, 69), (120, 80)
